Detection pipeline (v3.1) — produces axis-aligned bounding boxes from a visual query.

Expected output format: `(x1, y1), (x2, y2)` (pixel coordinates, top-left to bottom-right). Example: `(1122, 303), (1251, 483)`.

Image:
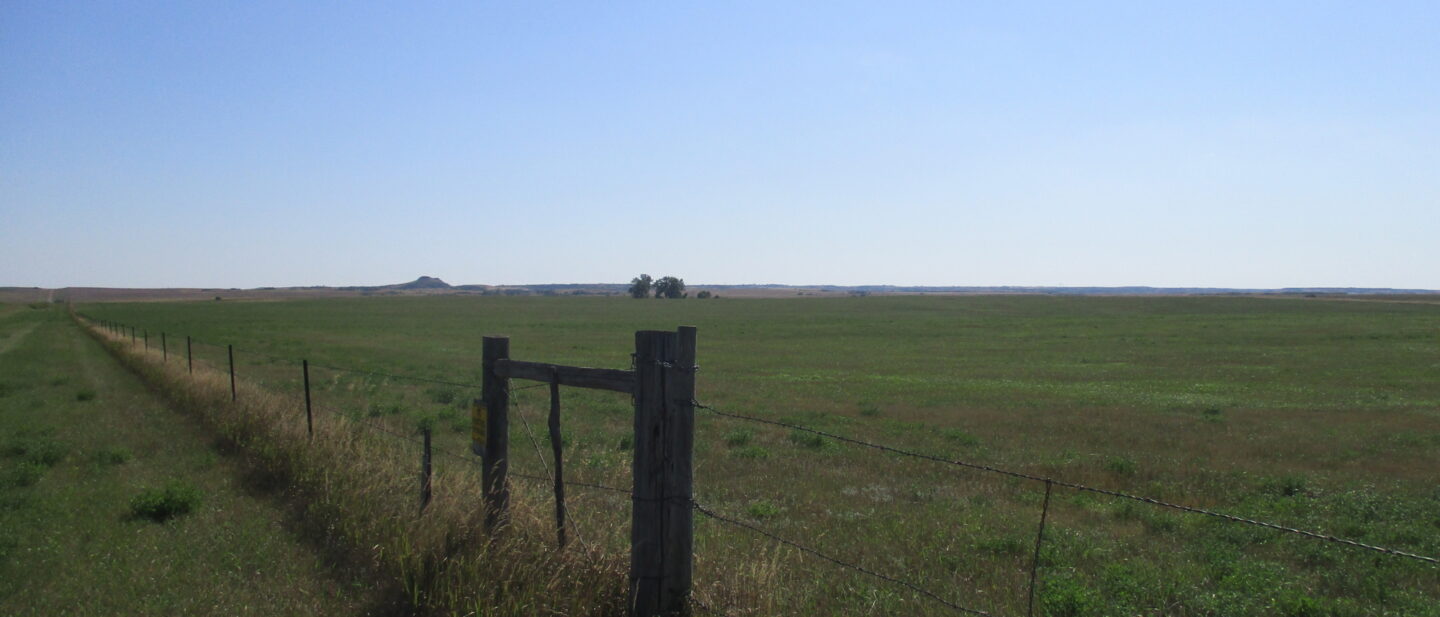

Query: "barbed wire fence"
(77, 314), (1439, 617)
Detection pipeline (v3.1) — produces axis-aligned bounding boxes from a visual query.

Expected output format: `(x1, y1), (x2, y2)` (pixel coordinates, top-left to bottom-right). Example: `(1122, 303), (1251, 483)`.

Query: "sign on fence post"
(630, 327), (696, 617)
(480, 336), (511, 531)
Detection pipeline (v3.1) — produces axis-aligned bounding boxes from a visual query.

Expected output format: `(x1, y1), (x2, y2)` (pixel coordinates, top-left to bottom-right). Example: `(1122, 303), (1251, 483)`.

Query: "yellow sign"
(470, 399), (487, 448)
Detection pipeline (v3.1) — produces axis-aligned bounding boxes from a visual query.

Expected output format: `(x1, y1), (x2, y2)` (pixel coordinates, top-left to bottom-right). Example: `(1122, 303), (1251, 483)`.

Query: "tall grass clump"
(130, 480), (203, 522)
(81, 319), (629, 616)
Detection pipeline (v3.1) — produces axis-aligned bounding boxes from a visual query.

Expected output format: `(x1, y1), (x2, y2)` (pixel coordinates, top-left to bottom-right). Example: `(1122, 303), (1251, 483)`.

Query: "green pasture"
(0, 306), (376, 616)
(82, 294), (1440, 616)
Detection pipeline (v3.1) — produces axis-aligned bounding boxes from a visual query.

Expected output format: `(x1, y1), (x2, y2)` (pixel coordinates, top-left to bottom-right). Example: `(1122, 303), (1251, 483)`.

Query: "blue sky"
(3, 1), (1437, 288)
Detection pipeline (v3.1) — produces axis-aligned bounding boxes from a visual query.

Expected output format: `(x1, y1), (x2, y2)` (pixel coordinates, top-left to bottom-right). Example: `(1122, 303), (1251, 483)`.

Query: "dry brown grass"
(82, 319), (632, 616)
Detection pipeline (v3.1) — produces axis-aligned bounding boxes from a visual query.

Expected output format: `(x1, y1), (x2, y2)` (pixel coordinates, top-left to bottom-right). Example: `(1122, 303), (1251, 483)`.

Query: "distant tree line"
(628, 274), (717, 299)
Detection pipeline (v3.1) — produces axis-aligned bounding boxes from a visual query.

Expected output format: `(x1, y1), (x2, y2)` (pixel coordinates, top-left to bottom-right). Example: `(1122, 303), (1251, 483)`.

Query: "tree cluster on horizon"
(628, 274), (687, 299)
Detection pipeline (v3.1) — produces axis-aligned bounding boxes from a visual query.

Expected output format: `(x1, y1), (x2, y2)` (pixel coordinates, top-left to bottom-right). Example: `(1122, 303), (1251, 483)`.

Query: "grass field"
(0, 304), (383, 615)
(78, 295), (1440, 616)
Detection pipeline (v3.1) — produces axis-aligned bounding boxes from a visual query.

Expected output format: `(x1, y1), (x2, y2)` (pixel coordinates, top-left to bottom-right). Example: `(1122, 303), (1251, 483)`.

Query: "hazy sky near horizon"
(3, 2), (1437, 289)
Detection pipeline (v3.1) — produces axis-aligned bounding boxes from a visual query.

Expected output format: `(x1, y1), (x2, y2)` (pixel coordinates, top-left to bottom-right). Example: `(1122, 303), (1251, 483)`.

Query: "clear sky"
(3, 1), (1437, 289)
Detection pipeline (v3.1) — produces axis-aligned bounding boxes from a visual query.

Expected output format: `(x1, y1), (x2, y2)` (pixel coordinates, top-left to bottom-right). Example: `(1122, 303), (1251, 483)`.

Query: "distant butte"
(391, 276), (451, 290)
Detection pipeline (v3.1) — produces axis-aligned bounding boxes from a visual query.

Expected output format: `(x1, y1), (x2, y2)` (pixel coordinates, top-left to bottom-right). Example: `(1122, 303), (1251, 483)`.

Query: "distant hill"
(338, 276), (452, 292)
(391, 276), (450, 290)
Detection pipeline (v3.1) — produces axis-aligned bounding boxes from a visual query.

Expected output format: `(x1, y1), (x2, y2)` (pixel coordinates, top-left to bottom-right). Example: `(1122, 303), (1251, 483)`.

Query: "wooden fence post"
(303, 360), (313, 439)
(631, 327), (696, 617)
(144, 330), (148, 350)
(420, 427), (433, 513)
(186, 336), (193, 374)
(228, 344), (236, 402)
(161, 332), (167, 362)
(665, 326), (697, 611)
(548, 369), (567, 548)
(481, 336), (511, 531)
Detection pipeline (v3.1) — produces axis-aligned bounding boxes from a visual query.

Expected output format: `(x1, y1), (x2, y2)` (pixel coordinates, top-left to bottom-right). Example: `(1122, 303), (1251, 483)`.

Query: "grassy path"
(0, 307), (383, 616)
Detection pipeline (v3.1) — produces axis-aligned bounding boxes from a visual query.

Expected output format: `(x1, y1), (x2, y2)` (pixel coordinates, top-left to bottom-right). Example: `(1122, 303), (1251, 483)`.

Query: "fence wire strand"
(692, 400), (1440, 566)
(93, 320), (485, 391)
(305, 362), (483, 390)
(691, 499), (992, 616)
(83, 316), (1440, 617)
(508, 385), (592, 549)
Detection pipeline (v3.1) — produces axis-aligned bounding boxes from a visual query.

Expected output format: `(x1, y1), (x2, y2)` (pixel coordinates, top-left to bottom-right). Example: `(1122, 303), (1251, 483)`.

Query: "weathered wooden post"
(665, 327), (697, 610)
(630, 326), (697, 617)
(228, 344), (236, 402)
(548, 369), (567, 548)
(480, 336), (511, 531)
(144, 330), (148, 350)
(303, 360), (313, 439)
(161, 332), (167, 362)
(186, 336), (193, 374)
(420, 426), (433, 513)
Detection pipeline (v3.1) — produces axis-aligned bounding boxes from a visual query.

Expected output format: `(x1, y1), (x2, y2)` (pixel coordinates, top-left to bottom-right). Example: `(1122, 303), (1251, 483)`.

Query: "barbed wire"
(81, 318), (1440, 573)
(423, 437), (631, 496)
(507, 385), (592, 549)
(691, 499), (992, 616)
(352, 416), (427, 446)
(692, 400), (1440, 566)
(305, 362), (483, 390)
(688, 593), (732, 617)
(316, 394), (634, 498)
(92, 319), (487, 391)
